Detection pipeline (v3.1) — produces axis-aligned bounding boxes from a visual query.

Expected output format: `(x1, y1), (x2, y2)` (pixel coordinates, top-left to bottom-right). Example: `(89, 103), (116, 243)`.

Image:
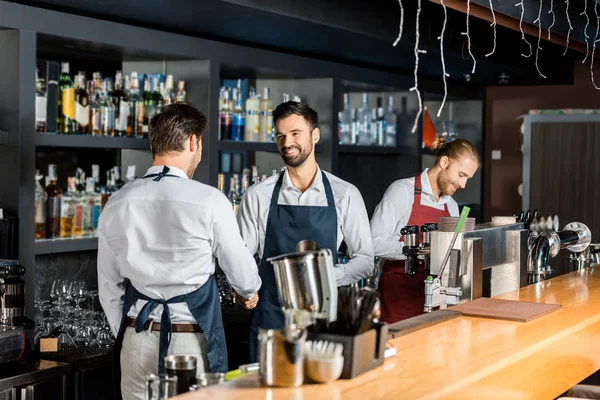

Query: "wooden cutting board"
(448, 297), (562, 322)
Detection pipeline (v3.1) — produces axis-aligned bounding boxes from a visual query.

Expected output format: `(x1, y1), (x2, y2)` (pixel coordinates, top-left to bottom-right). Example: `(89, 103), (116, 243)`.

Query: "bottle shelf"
(35, 133), (150, 150)
(219, 140), (323, 153)
(35, 237), (98, 255)
(338, 144), (413, 155)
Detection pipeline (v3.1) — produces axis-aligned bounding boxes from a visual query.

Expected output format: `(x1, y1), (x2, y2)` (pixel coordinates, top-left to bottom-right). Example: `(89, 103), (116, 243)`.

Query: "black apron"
(248, 171), (339, 363)
(112, 166), (227, 399)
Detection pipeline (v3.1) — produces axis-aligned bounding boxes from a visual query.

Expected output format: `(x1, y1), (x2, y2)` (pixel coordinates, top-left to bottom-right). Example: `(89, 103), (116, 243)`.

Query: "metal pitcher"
(267, 247), (338, 324)
(258, 326), (306, 387)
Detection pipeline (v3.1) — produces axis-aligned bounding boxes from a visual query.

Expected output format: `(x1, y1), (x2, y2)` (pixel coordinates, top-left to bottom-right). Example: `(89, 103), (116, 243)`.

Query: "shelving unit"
(35, 133), (150, 150)
(35, 237), (98, 255)
(0, 0), (484, 326)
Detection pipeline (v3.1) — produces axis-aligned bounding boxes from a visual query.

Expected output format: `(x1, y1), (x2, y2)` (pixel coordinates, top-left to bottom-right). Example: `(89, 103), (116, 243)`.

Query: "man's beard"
(187, 148), (201, 178)
(436, 170), (456, 197)
(280, 143), (312, 168)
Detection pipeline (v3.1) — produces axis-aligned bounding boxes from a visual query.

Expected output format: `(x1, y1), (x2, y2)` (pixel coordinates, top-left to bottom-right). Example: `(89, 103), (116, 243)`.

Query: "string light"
(563, 0), (573, 55)
(461, 0), (476, 73)
(534, 0), (547, 78)
(392, 0), (404, 47)
(515, 1), (533, 58)
(485, 0), (497, 57)
(581, 0), (590, 63)
(547, 0), (555, 39)
(591, 0), (600, 89)
(437, 0), (449, 118)
(410, 0), (426, 133)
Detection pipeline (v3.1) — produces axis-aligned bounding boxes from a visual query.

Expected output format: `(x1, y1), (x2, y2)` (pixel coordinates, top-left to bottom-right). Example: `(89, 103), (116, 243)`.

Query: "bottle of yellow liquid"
(245, 87), (260, 142)
(259, 87), (273, 142)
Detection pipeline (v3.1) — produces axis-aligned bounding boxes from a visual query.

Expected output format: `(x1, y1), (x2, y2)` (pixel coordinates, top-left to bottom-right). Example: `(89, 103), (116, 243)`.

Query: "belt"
(125, 317), (203, 333)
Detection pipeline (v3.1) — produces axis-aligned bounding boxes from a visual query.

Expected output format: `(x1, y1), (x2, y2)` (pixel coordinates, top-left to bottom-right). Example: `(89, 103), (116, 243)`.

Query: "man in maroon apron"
(371, 138), (480, 323)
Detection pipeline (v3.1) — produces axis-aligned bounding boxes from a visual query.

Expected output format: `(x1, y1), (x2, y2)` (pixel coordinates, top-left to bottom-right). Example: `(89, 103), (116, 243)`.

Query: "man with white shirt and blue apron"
(98, 104), (261, 400)
(237, 101), (374, 362)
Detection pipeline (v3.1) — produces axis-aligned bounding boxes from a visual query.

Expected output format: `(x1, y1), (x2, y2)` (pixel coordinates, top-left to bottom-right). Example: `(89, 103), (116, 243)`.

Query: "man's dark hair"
(148, 103), (207, 156)
(272, 101), (319, 132)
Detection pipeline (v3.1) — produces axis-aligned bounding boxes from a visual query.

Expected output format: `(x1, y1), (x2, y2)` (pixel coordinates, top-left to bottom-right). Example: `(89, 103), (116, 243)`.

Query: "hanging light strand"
(582, 0), (590, 63)
(437, 0), (450, 117)
(461, 0), (476, 73)
(392, 0), (404, 46)
(410, 0), (426, 133)
(547, 0), (556, 39)
(590, 0), (600, 88)
(534, 0), (547, 78)
(485, 0), (497, 57)
(563, 0), (573, 55)
(515, 1), (533, 58)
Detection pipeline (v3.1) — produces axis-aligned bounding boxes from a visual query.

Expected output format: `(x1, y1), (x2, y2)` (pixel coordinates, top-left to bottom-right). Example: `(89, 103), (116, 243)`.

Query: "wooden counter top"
(177, 267), (600, 399)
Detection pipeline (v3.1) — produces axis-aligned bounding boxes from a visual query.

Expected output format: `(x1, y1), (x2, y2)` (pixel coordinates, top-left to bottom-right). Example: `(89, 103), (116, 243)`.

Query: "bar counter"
(177, 267), (600, 399)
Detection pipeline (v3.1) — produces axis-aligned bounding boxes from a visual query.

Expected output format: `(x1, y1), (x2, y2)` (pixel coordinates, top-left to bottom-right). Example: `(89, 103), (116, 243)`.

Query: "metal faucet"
(528, 222), (591, 283)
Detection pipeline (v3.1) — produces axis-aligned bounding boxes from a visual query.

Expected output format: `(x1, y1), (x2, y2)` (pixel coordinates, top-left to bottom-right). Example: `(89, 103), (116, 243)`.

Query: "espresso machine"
(259, 243), (338, 387)
(401, 223), (438, 276)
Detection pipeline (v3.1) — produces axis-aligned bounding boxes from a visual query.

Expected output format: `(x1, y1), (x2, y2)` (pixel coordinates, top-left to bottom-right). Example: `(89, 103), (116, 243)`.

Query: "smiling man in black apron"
(98, 104), (261, 400)
(237, 101), (374, 363)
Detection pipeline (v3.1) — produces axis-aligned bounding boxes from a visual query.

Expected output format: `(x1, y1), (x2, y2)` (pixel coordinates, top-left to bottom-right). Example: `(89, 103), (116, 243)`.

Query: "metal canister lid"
(164, 355), (197, 371)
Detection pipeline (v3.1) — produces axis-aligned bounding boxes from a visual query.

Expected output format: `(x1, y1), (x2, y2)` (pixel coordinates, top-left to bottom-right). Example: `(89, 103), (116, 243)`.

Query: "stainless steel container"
(267, 248), (337, 324)
(258, 327), (305, 387)
(0, 260), (25, 326)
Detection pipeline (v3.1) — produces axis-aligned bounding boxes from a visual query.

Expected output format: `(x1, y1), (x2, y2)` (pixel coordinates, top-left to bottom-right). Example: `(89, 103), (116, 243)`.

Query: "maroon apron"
(379, 173), (451, 323)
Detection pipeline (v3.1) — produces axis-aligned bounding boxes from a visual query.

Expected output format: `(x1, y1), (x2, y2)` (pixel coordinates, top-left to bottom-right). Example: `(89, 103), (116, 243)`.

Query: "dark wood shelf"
(36, 133), (150, 150)
(35, 237), (98, 255)
(219, 140), (323, 153)
(0, 131), (7, 145)
(338, 144), (414, 155)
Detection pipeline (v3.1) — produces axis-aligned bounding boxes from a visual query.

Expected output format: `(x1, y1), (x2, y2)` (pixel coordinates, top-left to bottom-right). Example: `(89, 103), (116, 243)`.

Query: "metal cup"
(146, 374), (177, 400)
(164, 355), (197, 395)
(196, 372), (225, 387)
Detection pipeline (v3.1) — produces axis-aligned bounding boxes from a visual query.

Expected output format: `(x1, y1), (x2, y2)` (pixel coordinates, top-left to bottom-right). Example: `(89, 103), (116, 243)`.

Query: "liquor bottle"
(89, 80), (103, 136)
(351, 109), (358, 145)
(113, 166), (125, 189)
(101, 79), (115, 136)
(57, 62), (74, 134)
(240, 169), (249, 197)
(127, 72), (144, 138)
(34, 170), (46, 239)
(35, 70), (47, 133)
(45, 164), (62, 239)
(91, 164), (101, 193)
(245, 87), (260, 142)
(232, 89), (246, 141)
(71, 176), (84, 238)
(358, 93), (370, 146)
(142, 77), (153, 137)
(112, 71), (129, 137)
(219, 88), (232, 140)
(73, 73), (90, 134)
(217, 173), (225, 194)
(152, 77), (164, 114)
(176, 81), (186, 103)
(384, 95), (397, 147)
(126, 165), (137, 182)
(60, 177), (76, 238)
(163, 75), (175, 105)
(370, 108), (378, 146)
(376, 97), (385, 146)
(218, 87), (225, 114)
(259, 87), (273, 142)
(251, 165), (259, 186)
(84, 177), (102, 236)
(339, 93), (353, 144)
(228, 177), (240, 214)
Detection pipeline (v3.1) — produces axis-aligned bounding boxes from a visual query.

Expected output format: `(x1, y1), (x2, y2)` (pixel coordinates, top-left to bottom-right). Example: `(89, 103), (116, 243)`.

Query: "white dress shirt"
(370, 168), (459, 260)
(237, 166), (374, 287)
(98, 165), (261, 335)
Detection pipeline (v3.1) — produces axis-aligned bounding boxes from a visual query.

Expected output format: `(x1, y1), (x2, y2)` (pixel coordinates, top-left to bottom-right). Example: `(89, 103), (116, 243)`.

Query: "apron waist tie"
(134, 292), (188, 373)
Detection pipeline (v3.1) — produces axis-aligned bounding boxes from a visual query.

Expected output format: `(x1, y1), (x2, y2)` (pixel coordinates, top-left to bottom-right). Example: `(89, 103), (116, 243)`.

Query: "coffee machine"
(401, 223), (438, 276)
(0, 260), (26, 364)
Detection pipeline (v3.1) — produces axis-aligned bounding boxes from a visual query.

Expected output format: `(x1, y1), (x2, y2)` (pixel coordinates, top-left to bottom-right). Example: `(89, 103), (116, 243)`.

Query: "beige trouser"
(120, 326), (209, 400)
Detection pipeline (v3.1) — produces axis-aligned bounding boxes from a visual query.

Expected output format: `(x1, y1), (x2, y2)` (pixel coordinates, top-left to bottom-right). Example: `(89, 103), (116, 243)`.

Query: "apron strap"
(143, 166), (180, 181)
(270, 172), (285, 207)
(133, 289), (188, 373)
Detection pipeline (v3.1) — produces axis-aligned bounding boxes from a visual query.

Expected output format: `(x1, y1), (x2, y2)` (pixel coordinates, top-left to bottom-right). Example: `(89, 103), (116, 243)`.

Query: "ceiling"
(10, 0), (589, 86)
